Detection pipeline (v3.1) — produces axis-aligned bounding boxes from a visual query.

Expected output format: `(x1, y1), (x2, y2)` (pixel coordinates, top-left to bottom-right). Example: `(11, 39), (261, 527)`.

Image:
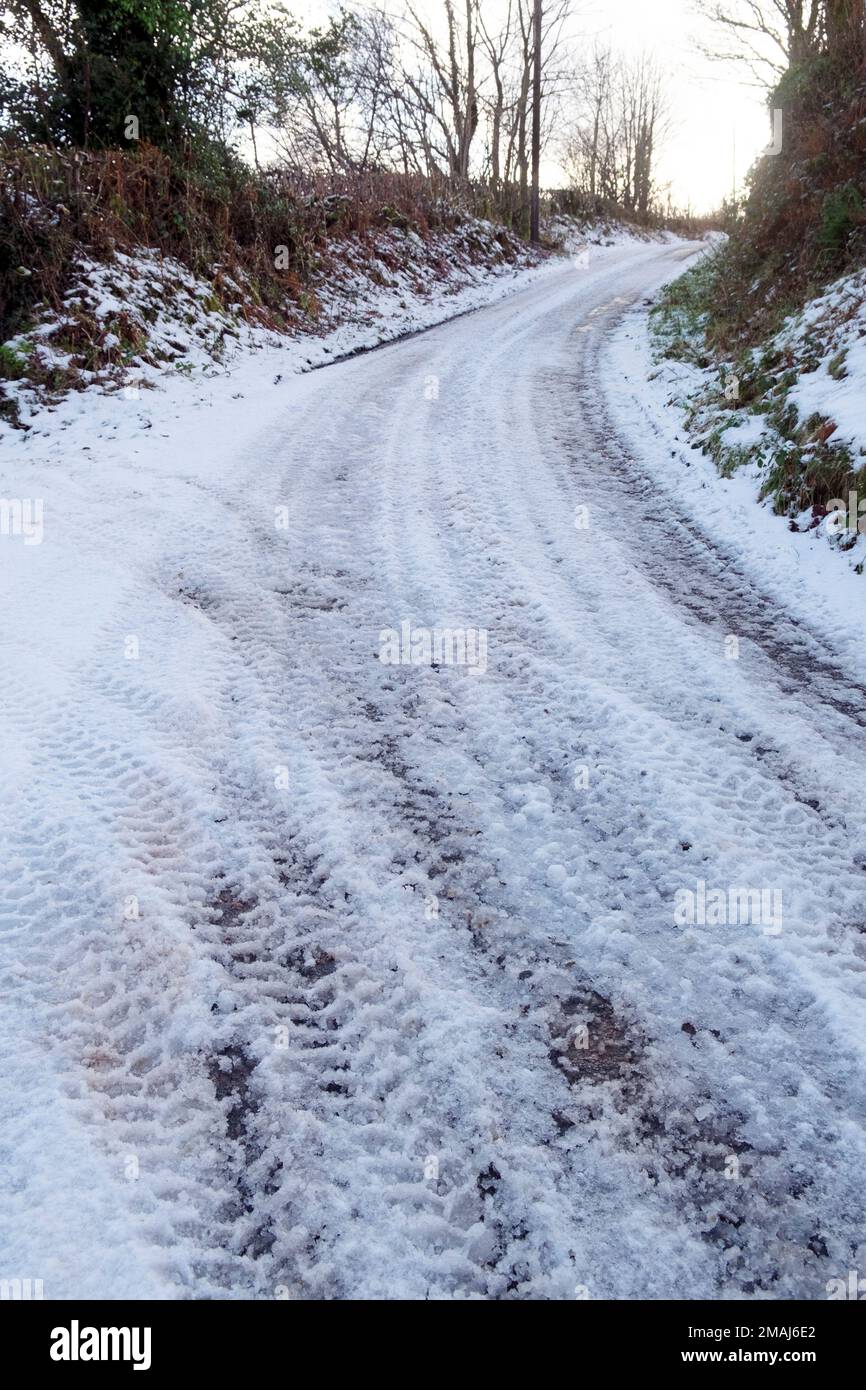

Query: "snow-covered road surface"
(3, 240), (866, 1300)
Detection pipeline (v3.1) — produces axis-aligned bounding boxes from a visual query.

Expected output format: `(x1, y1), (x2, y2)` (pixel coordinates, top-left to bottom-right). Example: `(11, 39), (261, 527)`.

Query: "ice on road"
(3, 242), (866, 1300)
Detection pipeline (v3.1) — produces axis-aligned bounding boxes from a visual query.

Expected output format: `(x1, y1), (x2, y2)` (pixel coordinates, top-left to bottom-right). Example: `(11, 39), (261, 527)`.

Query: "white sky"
(573, 0), (771, 212)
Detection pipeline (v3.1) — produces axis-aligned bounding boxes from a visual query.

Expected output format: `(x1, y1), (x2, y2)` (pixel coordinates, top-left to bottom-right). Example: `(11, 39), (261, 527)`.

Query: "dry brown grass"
(0, 143), (519, 344)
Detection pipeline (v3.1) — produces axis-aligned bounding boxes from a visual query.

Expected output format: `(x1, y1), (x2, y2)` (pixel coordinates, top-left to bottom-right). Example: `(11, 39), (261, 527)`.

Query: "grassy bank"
(650, 38), (866, 541)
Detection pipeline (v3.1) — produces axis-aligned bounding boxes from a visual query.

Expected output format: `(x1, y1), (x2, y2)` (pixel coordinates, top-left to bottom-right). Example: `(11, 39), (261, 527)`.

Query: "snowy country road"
(4, 240), (866, 1300)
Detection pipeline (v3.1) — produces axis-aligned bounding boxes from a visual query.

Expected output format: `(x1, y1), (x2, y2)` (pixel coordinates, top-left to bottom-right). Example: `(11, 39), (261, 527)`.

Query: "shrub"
(0, 142), (522, 343)
(818, 184), (864, 260)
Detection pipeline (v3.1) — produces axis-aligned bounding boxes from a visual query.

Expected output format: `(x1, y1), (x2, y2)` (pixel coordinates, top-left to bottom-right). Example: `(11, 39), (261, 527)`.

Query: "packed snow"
(3, 236), (866, 1301)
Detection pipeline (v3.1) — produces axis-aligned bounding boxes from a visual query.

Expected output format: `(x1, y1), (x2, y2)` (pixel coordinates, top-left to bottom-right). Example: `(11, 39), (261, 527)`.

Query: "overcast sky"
(578, 0), (771, 211)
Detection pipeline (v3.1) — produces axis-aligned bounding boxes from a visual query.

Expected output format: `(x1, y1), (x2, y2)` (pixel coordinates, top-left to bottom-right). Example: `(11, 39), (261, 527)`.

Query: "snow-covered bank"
(0, 218), (545, 434)
(0, 211), (687, 440)
(647, 258), (866, 576)
(608, 270), (866, 682)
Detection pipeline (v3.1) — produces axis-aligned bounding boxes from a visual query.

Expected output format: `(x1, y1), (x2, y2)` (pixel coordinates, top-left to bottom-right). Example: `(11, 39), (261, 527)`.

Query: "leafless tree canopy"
(693, 0), (864, 83)
(562, 47), (671, 216)
(244, 1), (672, 222)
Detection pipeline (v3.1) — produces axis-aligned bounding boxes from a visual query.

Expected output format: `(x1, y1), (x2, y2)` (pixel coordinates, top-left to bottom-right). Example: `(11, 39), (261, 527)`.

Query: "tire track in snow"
(5, 243), (866, 1298)
(284, 246), (866, 1295)
(162, 444), (694, 1298)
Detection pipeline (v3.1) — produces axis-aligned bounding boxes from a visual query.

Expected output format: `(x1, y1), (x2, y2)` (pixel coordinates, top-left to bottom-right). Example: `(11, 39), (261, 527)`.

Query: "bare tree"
(566, 43), (616, 198)
(563, 48), (671, 220)
(493, 0), (571, 224)
(258, 7), (405, 175)
(621, 55), (669, 218)
(239, 0), (577, 214)
(403, 0), (481, 180)
(692, 1), (824, 81)
(477, 0), (514, 185)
